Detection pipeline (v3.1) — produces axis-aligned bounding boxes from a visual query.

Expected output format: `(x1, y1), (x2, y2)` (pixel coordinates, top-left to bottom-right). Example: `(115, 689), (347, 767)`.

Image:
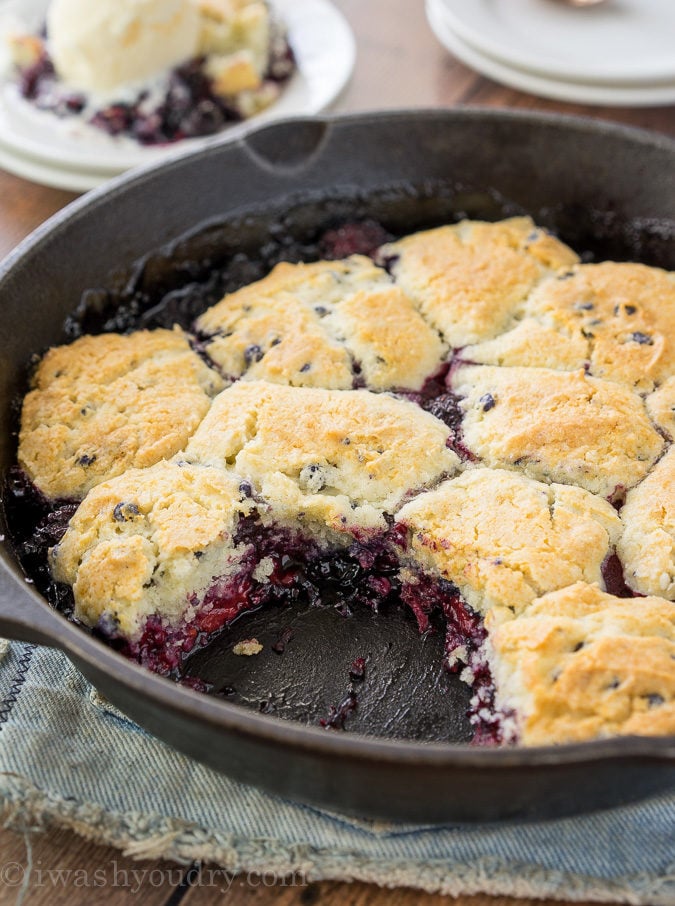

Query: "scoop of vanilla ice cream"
(47, 0), (201, 95)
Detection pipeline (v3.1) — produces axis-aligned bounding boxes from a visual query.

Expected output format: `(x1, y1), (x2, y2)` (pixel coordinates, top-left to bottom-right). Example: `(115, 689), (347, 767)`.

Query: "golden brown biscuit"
(184, 380), (460, 536)
(487, 582), (675, 744)
(379, 217), (578, 347)
(529, 263), (675, 392)
(619, 446), (675, 600)
(462, 318), (589, 372)
(197, 257), (445, 392)
(451, 365), (664, 497)
(464, 263), (675, 391)
(396, 469), (622, 617)
(646, 376), (675, 439)
(18, 328), (223, 500)
(51, 461), (255, 638)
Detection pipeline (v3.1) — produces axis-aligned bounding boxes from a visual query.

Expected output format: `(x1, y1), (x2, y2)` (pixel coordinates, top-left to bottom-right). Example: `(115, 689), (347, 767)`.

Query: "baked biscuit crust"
(197, 0), (271, 76)
(646, 376), (675, 439)
(379, 216), (579, 347)
(196, 257), (445, 392)
(619, 447), (675, 600)
(396, 469), (622, 616)
(51, 461), (255, 638)
(184, 380), (460, 535)
(487, 583), (675, 744)
(19, 328), (223, 501)
(462, 318), (589, 373)
(452, 365), (664, 497)
(465, 263), (675, 392)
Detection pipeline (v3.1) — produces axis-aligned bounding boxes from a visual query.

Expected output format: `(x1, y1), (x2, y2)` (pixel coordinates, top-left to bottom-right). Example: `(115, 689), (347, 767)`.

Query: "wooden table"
(1, 1), (673, 902)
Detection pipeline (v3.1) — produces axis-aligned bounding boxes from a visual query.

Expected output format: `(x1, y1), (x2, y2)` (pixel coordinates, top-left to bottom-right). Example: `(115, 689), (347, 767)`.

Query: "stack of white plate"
(0, 0), (355, 191)
(426, 0), (675, 107)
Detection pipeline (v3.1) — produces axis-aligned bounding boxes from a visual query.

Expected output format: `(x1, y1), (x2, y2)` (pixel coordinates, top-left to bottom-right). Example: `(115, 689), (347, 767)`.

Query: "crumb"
(233, 638), (263, 656)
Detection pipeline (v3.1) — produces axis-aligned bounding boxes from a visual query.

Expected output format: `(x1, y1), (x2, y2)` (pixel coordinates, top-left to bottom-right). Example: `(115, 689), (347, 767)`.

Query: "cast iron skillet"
(1, 110), (675, 824)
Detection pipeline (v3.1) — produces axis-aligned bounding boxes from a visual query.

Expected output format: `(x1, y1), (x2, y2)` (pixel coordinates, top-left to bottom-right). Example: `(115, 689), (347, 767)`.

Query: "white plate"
(440, 0), (675, 86)
(0, 139), (105, 189)
(427, 0), (675, 107)
(0, 0), (355, 187)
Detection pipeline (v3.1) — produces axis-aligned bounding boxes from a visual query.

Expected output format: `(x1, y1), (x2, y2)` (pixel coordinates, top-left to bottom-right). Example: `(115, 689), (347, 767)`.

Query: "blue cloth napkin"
(1, 641), (674, 904)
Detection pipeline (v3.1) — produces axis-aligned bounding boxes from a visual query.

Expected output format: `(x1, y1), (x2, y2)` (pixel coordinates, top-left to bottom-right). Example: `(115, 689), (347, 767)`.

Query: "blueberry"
(479, 393), (496, 412)
(309, 554), (362, 586)
(113, 502), (139, 522)
(90, 103), (134, 137)
(630, 332), (654, 345)
(271, 627), (293, 655)
(63, 94), (86, 114)
(95, 613), (121, 640)
(238, 480), (254, 498)
(244, 344), (264, 365)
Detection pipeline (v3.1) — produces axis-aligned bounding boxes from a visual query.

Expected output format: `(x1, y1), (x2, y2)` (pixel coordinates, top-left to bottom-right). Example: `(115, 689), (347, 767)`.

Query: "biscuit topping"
(197, 256), (446, 391)
(379, 217), (579, 347)
(184, 380), (460, 534)
(19, 328), (223, 500)
(451, 365), (664, 497)
(487, 583), (675, 744)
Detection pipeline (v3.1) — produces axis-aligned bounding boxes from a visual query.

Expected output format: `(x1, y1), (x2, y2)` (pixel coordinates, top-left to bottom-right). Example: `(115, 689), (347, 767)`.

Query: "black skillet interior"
(1, 110), (675, 820)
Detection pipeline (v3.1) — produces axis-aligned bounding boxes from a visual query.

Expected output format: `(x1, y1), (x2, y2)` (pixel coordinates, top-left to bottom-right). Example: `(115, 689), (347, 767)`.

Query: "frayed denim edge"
(1, 775), (674, 905)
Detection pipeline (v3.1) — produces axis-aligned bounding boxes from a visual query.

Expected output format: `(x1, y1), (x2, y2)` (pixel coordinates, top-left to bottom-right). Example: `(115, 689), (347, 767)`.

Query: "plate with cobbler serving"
(0, 0), (354, 189)
(1, 109), (674, 823)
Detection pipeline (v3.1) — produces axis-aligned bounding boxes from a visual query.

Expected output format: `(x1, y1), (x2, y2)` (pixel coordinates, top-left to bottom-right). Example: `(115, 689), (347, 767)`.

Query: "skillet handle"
(0, 562), (67, 647)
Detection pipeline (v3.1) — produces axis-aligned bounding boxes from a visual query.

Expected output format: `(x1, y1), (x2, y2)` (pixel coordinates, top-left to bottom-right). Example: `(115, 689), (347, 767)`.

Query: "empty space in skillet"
(185, 596), (473, 742)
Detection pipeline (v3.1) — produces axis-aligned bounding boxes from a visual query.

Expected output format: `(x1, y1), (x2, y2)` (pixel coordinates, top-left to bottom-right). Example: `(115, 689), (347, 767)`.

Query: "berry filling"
(399, 572), (506, 745)
(318, 220), (393, 260)
(399, 363), (478, 463)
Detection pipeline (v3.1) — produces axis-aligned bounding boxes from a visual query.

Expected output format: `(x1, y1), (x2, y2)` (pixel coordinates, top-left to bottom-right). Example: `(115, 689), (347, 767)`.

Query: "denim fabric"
(1, 640), (674, 903)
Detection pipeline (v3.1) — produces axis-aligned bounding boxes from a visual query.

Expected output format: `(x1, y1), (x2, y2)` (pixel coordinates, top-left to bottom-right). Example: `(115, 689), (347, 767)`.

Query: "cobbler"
(5, 215), (675, 746)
